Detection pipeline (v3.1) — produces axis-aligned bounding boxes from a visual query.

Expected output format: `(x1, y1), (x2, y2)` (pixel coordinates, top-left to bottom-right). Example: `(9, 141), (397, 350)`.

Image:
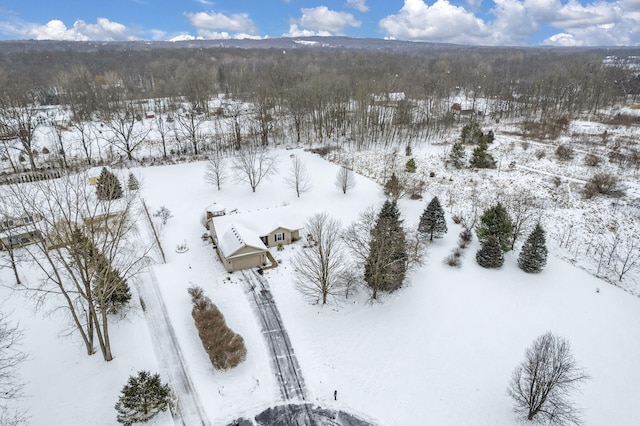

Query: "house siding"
(264, 227), (299, 247)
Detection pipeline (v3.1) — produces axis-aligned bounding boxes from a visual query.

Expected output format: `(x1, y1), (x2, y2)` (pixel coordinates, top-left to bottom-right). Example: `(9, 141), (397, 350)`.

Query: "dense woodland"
(1, 40), (639, 170)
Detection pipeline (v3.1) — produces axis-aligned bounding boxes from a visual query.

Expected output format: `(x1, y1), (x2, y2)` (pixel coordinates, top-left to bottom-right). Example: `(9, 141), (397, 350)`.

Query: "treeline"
(0, 42), (638, 165)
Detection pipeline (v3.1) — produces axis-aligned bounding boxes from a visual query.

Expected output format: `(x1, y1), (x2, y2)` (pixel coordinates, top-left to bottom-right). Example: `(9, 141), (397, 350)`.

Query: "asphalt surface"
(226, 403), (375, 426)
(241, 270), (307, 402)
(238, 270), (376, 426)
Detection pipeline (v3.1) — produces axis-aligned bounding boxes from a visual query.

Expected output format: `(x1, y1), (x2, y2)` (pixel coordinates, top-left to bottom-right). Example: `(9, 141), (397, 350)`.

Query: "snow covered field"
(3, 144), (640, 425)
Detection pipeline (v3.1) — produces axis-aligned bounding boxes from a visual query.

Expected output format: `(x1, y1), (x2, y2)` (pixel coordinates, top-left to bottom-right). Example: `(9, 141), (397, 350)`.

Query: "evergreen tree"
(418, 196), (448, 241)
(96, 167), (124, 200)
(449, 142), (466, 169)
(469, 138), (496, 169)
(115, 371), (171, 426)
(383, 172), (404, 201)
(477, 202), (514, 251)
(518, 224), (548, 273)
(127, 173), (140, 191)
(365, 200), (407, 299)
(461, 122), (484, 145)
(486, 129), (495, 144)
(476, 235), (504, 268)
(405, 158), (417, 173)
(68, 228), (131, 314)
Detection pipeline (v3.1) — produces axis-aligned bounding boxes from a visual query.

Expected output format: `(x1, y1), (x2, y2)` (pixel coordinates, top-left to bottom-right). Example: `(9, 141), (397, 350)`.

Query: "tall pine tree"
(68, 228), (131, 314)
(469, 138), (496, 169)
(418, 196), (447, 241)
(96, 167), (124, 201)
(477, 202), (514, 252)
(449, 142), (466, 169)
(115, 371), (171, 425)
(476, 235), (504, 268)
(518, 224), (548, 273)
(365, 200), (407, 299)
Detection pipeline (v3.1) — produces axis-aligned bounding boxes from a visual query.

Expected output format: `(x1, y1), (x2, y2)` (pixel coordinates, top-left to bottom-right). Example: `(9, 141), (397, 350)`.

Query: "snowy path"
(515, 164), (587, 183)
(138, 268), (212, 426)
(241, 270), (308, 402)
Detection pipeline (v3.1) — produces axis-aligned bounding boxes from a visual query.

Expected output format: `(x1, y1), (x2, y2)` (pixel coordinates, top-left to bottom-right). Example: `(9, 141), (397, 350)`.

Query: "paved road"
(137, 264), (212, 425)
(241, 270), (307, 402)
(227, 403), (375, 426)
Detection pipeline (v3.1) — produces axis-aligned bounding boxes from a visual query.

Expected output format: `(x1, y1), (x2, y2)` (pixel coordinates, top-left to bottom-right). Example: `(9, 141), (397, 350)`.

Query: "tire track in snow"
(241, 270), (308, 403)
(138, 268), (212, 426)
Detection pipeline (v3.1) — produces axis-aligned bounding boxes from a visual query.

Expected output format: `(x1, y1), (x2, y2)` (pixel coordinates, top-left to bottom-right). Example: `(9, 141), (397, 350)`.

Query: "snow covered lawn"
(3, 147), (640, 425)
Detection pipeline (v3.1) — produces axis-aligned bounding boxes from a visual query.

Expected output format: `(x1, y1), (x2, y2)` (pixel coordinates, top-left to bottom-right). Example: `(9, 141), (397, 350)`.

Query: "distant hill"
(2, 36), (636, 55)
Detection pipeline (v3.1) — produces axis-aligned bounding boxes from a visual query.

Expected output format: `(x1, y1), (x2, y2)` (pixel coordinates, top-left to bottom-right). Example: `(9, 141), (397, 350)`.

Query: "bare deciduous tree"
(0, 78), (41, 171)
(204, 152), (227, 191)
(292, 213), (347, 304)
(173, 109), (206, 155)
(1, 171), (152, 361)
(508, 332), (589, 425)
(0, 309), (27, 426)
(285, 155), (311, 197)
(232, 142), (276, 192)
(506, 191), (539, 250)
(335, 165), (355, 194)
(102, 101), (151, 161)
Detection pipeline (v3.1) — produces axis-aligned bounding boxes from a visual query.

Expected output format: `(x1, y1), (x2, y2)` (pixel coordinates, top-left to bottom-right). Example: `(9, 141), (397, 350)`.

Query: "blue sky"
(0, 0), (638, 46)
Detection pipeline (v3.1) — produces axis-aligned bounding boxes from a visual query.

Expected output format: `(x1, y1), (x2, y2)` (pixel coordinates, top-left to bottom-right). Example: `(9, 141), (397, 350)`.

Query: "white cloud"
(379, 0), (491, 44)
(346, 0), (369, 12)
(490, 0), (538, 44)
(282, 24), (333, 37)
(379, 0), (640, 46)
(292, 6), (361, 34)
(184, 10), (257, 35)
(149, 29), (167, 40)
(0, 18), (138, 41)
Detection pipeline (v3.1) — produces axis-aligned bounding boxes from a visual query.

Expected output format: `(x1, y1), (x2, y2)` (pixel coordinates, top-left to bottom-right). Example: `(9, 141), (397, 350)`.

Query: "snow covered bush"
(187, 286), (247, 370)
(115, 371), (171, 425)
(582, 173), (625, 199)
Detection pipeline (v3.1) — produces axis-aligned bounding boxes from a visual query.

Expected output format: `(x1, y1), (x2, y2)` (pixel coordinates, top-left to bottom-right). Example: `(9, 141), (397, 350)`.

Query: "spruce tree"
(418, 196), (447, 241)
(127, 173), (140, 191)
(115, 371), (171, 425)
(477, 202), (514, 251)
(68, 228), (131, 314)
(96, 167), (124, 200)
(476, 235), (504, 268)
(449, 142), (466, 169)
(383, 172), (404, 201)
(518, 224), (548, 273)
(461, 122), (484, 145)
(405, 158), (417, 173)
(469, 138), (496, 169)
(365, 200), (407, 299)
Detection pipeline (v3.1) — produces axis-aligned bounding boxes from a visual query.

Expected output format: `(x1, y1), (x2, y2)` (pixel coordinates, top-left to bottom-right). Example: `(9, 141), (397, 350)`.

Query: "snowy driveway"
(241, 269), (307, 402)
(138, 268), (212, 426)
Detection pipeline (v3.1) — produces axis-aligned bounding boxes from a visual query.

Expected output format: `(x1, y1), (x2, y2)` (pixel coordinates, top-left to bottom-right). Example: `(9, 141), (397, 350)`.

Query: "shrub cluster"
(188, 286), (247, 370)
(583, 173), (625, 199)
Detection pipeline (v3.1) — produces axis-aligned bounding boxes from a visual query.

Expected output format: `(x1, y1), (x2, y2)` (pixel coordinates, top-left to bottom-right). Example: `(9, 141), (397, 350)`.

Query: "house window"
(23, 216), (33, 223)
(275, 232), (285, 242)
